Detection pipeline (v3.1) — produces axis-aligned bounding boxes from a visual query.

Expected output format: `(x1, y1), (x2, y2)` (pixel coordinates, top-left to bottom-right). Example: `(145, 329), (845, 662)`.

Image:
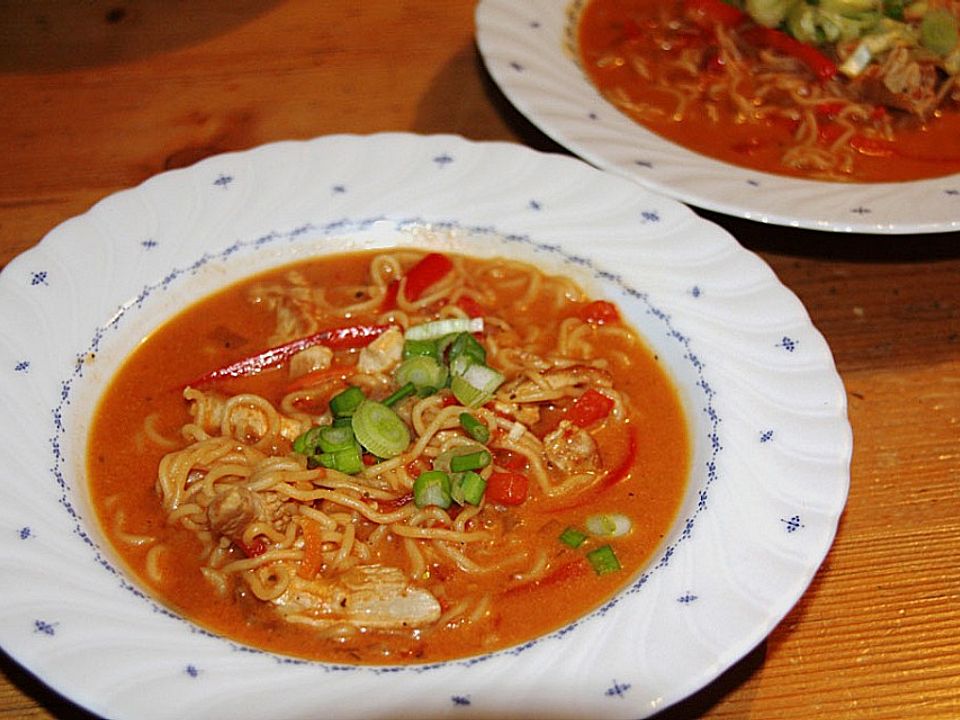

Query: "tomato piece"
(565, 388), (615, 428)
(486, 472), (529, 505)
(493, 448), (528, 472)
(239, 538), (267, 558)
(579, 300), (620, 325)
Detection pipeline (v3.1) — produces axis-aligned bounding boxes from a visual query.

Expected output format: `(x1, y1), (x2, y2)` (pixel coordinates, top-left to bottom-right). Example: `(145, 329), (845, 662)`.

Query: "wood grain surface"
(1, 1), (958, 718)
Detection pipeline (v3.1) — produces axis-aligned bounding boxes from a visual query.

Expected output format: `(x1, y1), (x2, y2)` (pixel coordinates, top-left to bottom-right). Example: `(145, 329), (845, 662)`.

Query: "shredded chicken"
(543, 420), (600, 474)
(497, 365), (613, 404)
(357, 326), (404, 375)
(289, 345), (333, 379)
(856, 48), (940, 118)
(206, 486), (264, 545)
(491, 400), (541, 427)
(274, 564), (441, 629)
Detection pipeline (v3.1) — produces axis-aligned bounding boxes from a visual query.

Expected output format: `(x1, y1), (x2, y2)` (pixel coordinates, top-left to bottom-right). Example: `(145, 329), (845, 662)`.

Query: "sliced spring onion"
(459, 412), (490, 443)
(448, 353), (474, 378)
(883, 0), (905, 19)
(559, 526), (589, 549)
(586, 544), (622, 575)
(293, 426), (324, 455)
(449, 449), (492, 473)
(395, 355), (448, 391)
(316, 444), (363, 475)
(351, 400), (411, 459)
(432, 443), (486, 473)
(451, 470), (487, 506)
(451, 363), (505, 408)
(405, 317), (483, 342)
(383, 381), (417, 408)
(329, 386), (365, 418)
(413, 470), (452, 509)
(317, 424), (356, 453)
(402, 338), (440, 360)
(448, 332), (486, 367)
(585, 513), (633, 538)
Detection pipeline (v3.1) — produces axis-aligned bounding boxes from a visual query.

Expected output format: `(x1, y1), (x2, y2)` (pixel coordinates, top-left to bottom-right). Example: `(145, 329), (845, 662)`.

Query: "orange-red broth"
(578, 0), (960, 182)
(88, 250), (689, 664)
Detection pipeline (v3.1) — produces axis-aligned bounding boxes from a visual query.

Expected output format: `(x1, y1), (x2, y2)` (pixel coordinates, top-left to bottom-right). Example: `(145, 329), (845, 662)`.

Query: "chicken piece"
(206, 486), (264, 545)
(289, 344), (333, 379)
(357, 326), (404, 375)
(274, 564), (442, 629)
(492, 400), (541, 427)
(543, 419), (600, 474)
(497, 365), (613, 404)
(855, 49), (939, 119)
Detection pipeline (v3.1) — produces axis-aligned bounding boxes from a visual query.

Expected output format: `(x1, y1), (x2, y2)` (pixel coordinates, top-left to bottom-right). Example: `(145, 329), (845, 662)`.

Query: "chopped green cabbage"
(921, 9), (959, 55)
(746, 0), (800, 28)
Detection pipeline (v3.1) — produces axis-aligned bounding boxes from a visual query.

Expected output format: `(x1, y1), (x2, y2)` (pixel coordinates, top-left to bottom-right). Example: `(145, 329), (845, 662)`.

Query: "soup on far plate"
(88, 248), (689, 664)
(577, 0), (960, 182)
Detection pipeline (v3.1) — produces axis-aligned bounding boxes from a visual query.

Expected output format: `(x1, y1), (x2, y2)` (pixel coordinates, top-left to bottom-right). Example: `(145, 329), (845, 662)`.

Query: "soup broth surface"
(88, 248), (689, 663)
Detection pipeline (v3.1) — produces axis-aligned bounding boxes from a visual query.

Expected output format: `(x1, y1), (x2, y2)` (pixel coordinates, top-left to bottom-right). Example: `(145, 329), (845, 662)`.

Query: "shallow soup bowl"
(0, 133), (850, 719)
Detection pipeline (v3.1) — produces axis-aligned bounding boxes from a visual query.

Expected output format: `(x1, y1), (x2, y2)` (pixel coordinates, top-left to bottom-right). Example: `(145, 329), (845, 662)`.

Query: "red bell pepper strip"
(485, 471), (529, 506)
(745, 26), (838, 80)
(684, 0), (747, 27)
(380, 279), (400, 312)
(186, 322), (393, 386)
(456, 295), (486, 319)
(565, 388), (616, 428)
(597, 429), (637, 492)
(505, 558), (589, 596)
(403, 252), (454, 301)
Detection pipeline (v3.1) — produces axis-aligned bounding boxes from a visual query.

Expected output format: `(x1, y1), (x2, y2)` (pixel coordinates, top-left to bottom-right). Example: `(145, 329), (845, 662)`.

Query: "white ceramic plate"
(0, 133), (850, 719)
(475, 0), (960, 234)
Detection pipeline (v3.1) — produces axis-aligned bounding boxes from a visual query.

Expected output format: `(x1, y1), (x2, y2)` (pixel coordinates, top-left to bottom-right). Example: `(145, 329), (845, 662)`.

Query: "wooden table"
(1, 1), (957, 718)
